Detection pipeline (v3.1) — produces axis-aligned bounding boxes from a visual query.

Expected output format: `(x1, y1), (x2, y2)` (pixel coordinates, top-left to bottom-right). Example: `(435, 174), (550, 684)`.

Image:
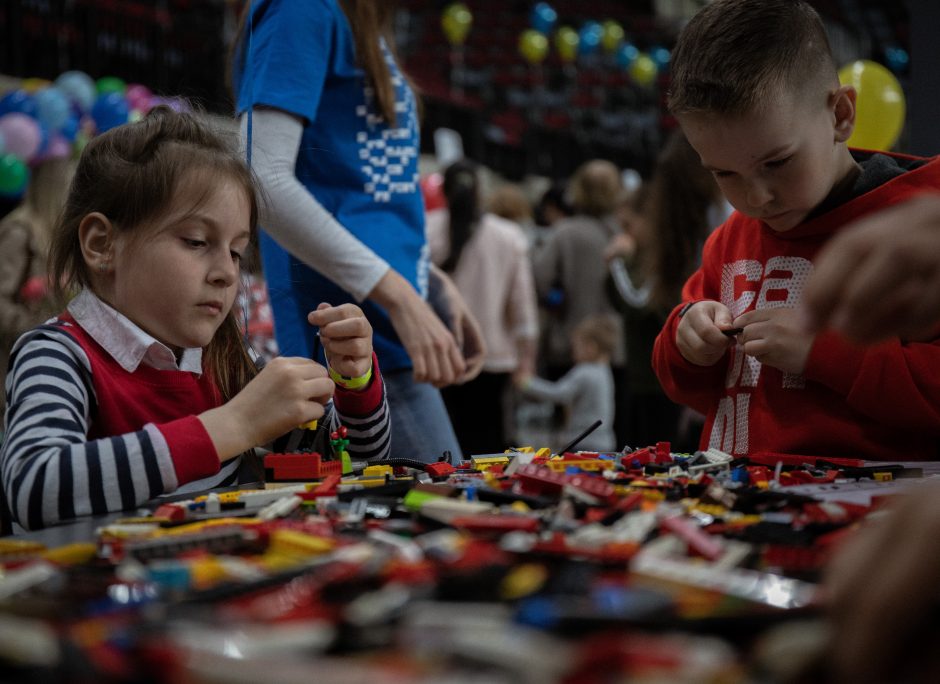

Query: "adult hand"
(308, 302), (373, 379)
(824, 481), (940, 683)
(429, 264), (486, 383)
(675, 300), (736, 366)
(369, 269), (466, 387)
(802, 194), (940, 343)
(734, 307), (815, 374)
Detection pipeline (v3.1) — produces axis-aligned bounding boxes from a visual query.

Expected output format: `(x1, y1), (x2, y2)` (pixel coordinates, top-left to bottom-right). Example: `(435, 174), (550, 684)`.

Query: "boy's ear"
(831, 85), (857, 143)
(78, 212), (116, 273)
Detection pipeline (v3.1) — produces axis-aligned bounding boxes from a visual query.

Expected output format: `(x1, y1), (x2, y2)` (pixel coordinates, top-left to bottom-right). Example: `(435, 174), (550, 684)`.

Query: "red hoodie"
(653, 152), (940, 461)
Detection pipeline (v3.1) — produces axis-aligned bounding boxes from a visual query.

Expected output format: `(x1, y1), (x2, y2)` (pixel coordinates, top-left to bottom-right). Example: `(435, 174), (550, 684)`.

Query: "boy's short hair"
(573, 315), (619, 358)
(668, 0), (837, 116)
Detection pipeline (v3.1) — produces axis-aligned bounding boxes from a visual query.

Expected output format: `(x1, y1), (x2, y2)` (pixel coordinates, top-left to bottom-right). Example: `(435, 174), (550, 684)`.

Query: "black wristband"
(678, 301), (696, 318)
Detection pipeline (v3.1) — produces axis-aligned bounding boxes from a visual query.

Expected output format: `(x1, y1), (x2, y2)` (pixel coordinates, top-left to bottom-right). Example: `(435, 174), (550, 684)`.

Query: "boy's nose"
(745, 180), (773, 209)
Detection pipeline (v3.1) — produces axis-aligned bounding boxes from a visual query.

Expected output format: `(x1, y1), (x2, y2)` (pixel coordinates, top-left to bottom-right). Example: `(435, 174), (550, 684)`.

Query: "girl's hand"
(676, 300), (736, 366)
(201, 356), (333, 461)
(734, 307), (815, 374)
(308, 302), (373, 379)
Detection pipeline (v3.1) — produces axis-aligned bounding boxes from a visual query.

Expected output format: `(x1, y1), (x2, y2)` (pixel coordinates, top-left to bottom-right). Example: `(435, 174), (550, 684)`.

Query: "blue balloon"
(885, 46), (909, 74)
(34, 87), (71, 131)
(59, 113), (80, 141)
(91, 92), (129, 133)
(578, 21), (602, 56)
(616, 43), (639, 69)
(55, 70), (97, 113)
(530, 2), (557, 35)
(651, 46), (671, 71)
(0, 90), (38, 118)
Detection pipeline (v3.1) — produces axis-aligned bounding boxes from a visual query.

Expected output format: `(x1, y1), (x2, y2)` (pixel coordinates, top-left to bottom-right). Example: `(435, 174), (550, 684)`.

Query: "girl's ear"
(78, 212), (116, 273)
(831, 84), (857, 144)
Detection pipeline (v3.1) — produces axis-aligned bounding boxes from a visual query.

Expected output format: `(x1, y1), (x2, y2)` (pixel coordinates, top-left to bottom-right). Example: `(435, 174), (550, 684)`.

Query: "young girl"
(515, 315), (617, 453)
(0, 107), (390, 532)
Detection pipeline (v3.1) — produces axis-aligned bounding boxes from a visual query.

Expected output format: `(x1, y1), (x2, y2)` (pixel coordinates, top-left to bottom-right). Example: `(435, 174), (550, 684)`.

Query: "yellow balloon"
(839, 59), (905, 151)
(442, 3), (472, 46)
(629, 53), (658, 87)
(21, 77), (51, 93)
(601, 20), (624, 54)
(555, 26), (578, 64)
(519, 29), (549, 65)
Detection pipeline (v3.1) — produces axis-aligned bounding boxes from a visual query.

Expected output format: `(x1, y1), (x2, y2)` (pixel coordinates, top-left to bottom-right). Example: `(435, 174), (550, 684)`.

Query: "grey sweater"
(523, 361), (616, 452)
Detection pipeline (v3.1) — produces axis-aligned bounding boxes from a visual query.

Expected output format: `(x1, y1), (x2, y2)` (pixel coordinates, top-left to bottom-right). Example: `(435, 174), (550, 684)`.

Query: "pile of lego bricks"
(0, 444), (921, 682)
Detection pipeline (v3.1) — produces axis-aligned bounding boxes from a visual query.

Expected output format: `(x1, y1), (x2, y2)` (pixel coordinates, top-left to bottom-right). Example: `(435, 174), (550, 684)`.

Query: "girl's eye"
(231, 251), (243, 262)
(184, 238), (206, 248)
(766, 156), (792, 169)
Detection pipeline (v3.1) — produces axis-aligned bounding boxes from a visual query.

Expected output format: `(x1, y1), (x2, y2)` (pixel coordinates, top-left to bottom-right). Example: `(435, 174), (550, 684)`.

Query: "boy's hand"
(734, 308), (815, 374)
(676, 300), (736, 366)
(308, 302), (373, 379)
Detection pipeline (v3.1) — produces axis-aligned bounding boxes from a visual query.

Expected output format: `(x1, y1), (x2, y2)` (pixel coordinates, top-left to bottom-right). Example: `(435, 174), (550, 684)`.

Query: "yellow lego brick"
(536, 448), (552, 459)
(42, 543), (97, 566)
(0, 539), (46, 556)
(362, 465), (394, 478)
(873, 472), (893, 482)
(513, 446), (535, 453)
(267, 529), (335, 558)
(471, 455), (510, 471)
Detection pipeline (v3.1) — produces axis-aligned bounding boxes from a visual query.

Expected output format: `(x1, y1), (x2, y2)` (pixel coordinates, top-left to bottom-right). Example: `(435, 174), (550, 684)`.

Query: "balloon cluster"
(517, 2), (670, 88)
(0, 71), (186, 199)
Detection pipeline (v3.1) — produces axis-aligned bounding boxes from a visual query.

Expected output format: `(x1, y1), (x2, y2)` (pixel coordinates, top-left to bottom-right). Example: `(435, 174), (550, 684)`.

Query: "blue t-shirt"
(234, 0), (427, 370)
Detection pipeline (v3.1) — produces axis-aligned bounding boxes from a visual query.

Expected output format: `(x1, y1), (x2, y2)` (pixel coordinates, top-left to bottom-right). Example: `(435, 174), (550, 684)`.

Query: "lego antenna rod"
(558, 419), (603, 455)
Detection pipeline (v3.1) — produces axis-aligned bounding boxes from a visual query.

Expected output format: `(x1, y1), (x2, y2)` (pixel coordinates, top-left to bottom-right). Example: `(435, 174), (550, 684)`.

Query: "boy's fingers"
(307, 302), (362, 326)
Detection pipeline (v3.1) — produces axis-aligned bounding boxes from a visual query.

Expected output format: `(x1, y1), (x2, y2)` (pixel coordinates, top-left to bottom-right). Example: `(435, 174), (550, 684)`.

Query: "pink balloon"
(125, 83), (153, 112)
(41, 133), (71, 161)
(0, 113), (42, 162)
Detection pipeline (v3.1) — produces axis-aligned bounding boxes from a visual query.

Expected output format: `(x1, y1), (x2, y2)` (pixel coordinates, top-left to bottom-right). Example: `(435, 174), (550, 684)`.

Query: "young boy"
(652, 0), (940, 460)
(517, 315), (617, 453)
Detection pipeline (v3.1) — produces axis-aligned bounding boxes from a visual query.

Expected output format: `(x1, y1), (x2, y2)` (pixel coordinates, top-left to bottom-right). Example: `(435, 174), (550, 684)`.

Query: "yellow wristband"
(328, 363), (373, 391)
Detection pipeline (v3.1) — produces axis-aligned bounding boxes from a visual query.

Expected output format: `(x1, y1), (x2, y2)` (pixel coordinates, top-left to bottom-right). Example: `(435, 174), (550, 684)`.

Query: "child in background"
(652, 0), (940, 460)
(0, 157), (74, 428)
(516, 315), (617, 453)
(1, 107), (390, 532)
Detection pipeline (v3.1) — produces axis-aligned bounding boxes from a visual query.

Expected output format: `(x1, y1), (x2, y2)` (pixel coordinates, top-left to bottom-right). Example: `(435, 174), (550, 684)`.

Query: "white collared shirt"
(67, 289), (204, 374)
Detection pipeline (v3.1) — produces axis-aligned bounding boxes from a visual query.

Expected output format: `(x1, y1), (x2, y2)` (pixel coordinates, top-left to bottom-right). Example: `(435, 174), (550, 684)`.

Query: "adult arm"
(242, 108), (465, 386)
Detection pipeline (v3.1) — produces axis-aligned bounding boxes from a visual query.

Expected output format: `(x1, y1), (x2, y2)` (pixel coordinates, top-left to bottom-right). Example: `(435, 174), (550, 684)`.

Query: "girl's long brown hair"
(47, 106), (262, 404)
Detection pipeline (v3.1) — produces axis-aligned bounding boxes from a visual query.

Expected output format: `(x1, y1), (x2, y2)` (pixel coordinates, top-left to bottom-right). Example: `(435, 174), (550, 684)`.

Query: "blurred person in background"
(427, 159), (538, 454)
(532, 159), (627, 445)
(0, 157), (73, 431)
(606, 130), (727, 450)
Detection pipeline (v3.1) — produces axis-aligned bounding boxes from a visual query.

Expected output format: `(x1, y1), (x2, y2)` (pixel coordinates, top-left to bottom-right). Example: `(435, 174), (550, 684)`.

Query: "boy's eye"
(183, 238), (206, 248)
(765, 156), (792, 169)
